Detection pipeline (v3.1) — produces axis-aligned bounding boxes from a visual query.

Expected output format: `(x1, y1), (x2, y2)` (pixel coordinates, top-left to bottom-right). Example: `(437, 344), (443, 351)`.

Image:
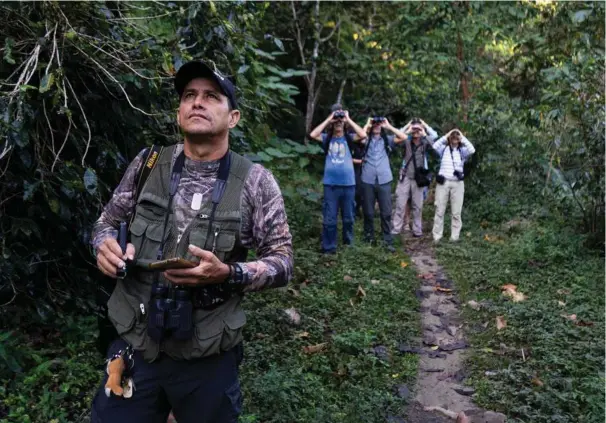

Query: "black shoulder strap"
(345, 132), (355, 155)
(135, 145), (163, 202)
(129, 144), (163, 228)
(323, 132), (330, 155)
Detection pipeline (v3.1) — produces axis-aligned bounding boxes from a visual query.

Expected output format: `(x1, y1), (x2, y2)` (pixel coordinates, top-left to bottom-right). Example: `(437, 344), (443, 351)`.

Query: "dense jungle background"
(0, 1), (604, 422)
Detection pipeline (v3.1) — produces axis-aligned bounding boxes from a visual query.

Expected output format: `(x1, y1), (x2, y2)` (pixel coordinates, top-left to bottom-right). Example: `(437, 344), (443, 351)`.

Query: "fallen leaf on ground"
(283, 308), (301, 325)
(501, 284), (527, 302)
(496, 316), (507, 330)
(561, 313), (577, 321)
(484, 234), (492, 241)
(357, 285), (367, 298)
(294, 331), (309, 339)
(467, 300), (481, 310)
(400, 261), (409, 268)
(424, 406), (458, 419)
(531, 376), (544, 387)
(303, 343), (327, 354)
(557, 300), (566, 307)
(371, 279), (380, 285)
(575, 320), (594, 327)
(557, 288), (571, 295)
(255, 333), (268, 339)
(465, 232), (471, 237)
(418, 273), (434, 280)
(349, 298), (355, 307)
(287, 287), (300, 297)
(343, 275), (353, 281)
(435, 287), (453, 293)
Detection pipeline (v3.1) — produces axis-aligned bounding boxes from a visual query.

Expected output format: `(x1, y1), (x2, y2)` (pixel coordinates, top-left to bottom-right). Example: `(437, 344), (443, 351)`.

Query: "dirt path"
(398, 232), (507, 423)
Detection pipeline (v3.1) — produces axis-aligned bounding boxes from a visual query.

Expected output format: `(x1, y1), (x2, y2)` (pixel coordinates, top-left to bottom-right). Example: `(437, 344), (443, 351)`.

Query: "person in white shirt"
(431, 128), (476, 242)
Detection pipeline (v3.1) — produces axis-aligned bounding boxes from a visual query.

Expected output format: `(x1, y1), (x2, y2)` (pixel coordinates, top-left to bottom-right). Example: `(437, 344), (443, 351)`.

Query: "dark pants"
(91, 339), (243, 423)
(361, 182), (393, 245)
(322, 185), (355, 253)
(354, 166), (363, 217)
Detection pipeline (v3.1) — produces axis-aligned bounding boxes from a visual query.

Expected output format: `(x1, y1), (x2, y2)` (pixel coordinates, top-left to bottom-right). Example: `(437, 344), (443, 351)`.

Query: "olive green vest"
(107, 145), (253, 362)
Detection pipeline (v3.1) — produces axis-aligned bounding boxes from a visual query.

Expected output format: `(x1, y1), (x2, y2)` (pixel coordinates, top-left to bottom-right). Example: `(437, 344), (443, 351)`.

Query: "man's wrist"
(223, 262), (245, 285)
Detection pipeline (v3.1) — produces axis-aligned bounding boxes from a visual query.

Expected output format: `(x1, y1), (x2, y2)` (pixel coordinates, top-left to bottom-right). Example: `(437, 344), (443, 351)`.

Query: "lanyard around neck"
(155, 149), (232, 260)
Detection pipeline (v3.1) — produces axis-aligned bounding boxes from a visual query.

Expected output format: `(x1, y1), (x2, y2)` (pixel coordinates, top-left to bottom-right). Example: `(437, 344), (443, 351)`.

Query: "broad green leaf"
(83, 168), (97, 194)
(274, 37), (284, 51)
(572, 9), (592, 23)
(3, 37), (15, 64)
(39, 73), (55, 94)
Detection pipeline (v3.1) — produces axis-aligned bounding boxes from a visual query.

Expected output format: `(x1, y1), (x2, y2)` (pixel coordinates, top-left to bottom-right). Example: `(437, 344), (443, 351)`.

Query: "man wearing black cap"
(89, 61), (294, 422)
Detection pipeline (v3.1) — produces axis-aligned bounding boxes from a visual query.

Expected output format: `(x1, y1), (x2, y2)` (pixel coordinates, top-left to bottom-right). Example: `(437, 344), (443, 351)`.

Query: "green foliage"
(0, 1), (303, 313)
(0, 1), (604, 422)
(436, 215), (604, 423)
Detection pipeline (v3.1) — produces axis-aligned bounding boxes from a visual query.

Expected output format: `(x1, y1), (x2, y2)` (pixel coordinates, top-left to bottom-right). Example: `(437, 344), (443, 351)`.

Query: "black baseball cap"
(174, 61), (238, 110)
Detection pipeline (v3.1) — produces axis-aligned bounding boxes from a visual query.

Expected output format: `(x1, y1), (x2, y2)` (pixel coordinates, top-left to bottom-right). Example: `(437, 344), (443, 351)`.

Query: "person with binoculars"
(90, 61), (293, 422)
(359, 115), (407, 252)
(431, 127), (476, 243)
(309, 104), (367, 254)
(391, 118), (438, 239)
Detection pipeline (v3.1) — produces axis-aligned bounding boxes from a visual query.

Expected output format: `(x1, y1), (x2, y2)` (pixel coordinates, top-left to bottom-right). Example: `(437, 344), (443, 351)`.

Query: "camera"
(148, 284), (193, 343)
(453, 170), (465, 181)
(334, 111), (346, 119)
(372, 116), (385, 124)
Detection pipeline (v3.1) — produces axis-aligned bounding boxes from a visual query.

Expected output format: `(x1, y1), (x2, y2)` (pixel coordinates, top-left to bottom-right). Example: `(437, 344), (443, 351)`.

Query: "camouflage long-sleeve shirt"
(91, 144), (293, 292)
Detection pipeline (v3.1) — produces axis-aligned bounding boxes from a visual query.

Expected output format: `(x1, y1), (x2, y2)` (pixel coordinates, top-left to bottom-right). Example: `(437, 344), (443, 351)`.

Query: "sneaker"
(386, 244), (396, 253)
(413, 233), (423, 238)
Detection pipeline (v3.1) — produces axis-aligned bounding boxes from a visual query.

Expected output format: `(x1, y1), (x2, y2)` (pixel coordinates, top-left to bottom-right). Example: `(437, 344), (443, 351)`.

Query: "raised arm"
(381, 118), (408, 143)
(459, 131), (476, 156)
(419, 118), (438, 142)
(345, 111), (368, 141)
(309, 112), (334, 142)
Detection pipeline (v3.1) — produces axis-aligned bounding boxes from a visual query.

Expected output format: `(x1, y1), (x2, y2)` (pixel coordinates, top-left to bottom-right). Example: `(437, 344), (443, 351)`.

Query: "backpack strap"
(129, 144), (163, 227)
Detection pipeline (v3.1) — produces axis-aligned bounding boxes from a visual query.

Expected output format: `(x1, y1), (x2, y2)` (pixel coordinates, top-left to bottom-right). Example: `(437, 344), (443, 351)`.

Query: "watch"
(224, 263), (244, 285)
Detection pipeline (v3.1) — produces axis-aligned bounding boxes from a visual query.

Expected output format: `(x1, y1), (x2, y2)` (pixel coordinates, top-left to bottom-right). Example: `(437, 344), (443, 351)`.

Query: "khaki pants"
(432, 179), (465, 241)
(392, 177), (424, 236)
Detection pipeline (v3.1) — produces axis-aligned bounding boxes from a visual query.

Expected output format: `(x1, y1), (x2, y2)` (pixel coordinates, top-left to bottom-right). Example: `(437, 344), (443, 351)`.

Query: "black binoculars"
(333, 111), (346, 119)
(147, 284), (193, 343)
(372, 116), (385, 124)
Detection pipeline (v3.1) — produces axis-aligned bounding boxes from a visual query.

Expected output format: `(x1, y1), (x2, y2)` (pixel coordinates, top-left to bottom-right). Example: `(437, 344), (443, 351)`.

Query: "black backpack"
(94, 144), (163, 356)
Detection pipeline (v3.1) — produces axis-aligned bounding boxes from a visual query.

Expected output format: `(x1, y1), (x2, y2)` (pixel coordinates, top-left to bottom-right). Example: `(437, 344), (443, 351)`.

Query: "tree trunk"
(457, 32), (469, 123)
(336, 79), (346, 105)
(303, 0), (322, 140)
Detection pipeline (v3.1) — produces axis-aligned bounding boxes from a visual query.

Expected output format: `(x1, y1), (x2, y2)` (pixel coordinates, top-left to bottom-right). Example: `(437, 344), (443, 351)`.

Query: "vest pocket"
(107, 287), (136, 335)
(214, 231), (236, 262)
(192, 318), (224, 357)
(129, 217), (165, 261)
(220, 307), (246, 351)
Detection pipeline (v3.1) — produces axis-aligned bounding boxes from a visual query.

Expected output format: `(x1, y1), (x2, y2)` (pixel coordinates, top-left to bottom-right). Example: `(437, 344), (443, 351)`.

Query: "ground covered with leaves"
(436, 211), (605, 423)
(0, 221), (422, 423)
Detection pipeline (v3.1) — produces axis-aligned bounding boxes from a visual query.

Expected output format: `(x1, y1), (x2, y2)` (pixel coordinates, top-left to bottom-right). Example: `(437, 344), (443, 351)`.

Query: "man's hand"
(164, 244), (230, 286)
(97, 238), (135, 278)
(380, 118), (391, 128)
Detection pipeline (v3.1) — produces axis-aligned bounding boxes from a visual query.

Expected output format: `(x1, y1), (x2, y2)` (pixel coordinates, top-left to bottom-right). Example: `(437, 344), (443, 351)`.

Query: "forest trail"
(399, 230), (507, 423)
